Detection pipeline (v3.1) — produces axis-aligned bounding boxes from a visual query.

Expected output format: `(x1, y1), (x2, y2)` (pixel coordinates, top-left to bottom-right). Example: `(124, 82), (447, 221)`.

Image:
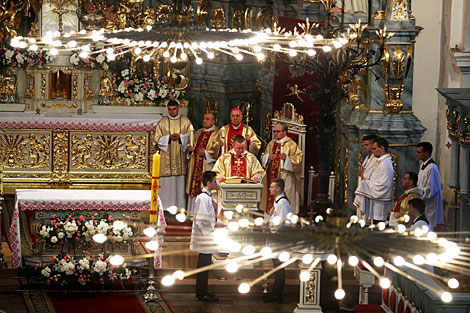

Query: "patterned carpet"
(22, 291), (173, 313)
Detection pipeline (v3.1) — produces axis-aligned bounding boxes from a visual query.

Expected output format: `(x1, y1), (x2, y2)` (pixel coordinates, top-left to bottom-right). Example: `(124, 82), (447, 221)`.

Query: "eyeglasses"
(273, 130), (285, 133)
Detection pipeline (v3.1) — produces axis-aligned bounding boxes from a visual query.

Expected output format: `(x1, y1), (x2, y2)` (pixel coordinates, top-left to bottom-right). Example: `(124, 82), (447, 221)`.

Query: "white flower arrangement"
(0, 37), (53, 68)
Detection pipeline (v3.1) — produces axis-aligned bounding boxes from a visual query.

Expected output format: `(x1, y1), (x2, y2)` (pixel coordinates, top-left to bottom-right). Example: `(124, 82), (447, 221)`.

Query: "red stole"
(231, 153), (248, 178)
(393, 192), (409, 213)
(266, 142), (282, 214)
(189, 130), (214, 197)
(227, 122), (245, 151)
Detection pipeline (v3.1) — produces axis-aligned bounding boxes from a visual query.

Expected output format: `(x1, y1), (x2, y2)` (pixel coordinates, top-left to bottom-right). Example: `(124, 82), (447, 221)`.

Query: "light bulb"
(145, 240), (159, 251)
(170, 56), (177, 63)
(214, 228), (228, 241)
(172, 270), (185, 280)
(426, 253), (438, 263)
(414, 228), (423, 237)
(350, 215), (359, 223)
(236, 204), (244, 213)
(359, 219), (366, 227)
(302, 254), (314, 265)
(448, 278), (459, 289)
(228, 221), (239, 231)
(290, 215), (299, 224)
(441, 292), (452, 303)
(238, 218), (249, 228)
(256, 53), (265, 61)
(112, 220), (126, 230)
(143, 55), (151, 62)
(107, 54), (116, 61)
(380, 277), (391, 289)
(232, 47), (240, 54)
(161, 275), (175, 286)
(242, 245), (255, 255)
(143, 227), (157, 238)
(260, 247), (272, 257)
(225, 262), (238, 273)
(315, 215), (324, 223)
(403, 215), (410, 223)
(348, 256), (359, 266)
(427, 232), (437, 240)
(288, 50), (297, 57)
(176, 213), (186, 222)
(272, 216), (281, 226)
(207, 52), (215, 59)
(229, 241), (241, 252)
(323, 46), (332, 52)
(278, 251), (290, 262)
(29, 44), (38, 51)
(334, 288), (345, 300)
(224, 211), (234, 219)
(92, 233), (107, 243)
(195, 58), (203, 65)
(413, 255), (425, 265)
(374, 257), (385, 267)
(235, 54), (243, 61)
(81, 45), (90, 52)
(254, 217), (264, 226)
(50, 48), (58, 55)
(79, 51), (88, 59)
(163, 51), (170, 58)
(393, 256), (405, 267)
(238, 282), (250, 293)
(299, 271), (310, 282)
(106, 48), (114, 55)
(327, 254), (337, 265)
(397, 224), (406, 233)
(421, 225), (429, 233)
(273, 44), (281, 51)
(377, 222), (386, 231)
(109, 255), (124, 266)
(180, 52), (188, 60)
(167, 206), (177, 215)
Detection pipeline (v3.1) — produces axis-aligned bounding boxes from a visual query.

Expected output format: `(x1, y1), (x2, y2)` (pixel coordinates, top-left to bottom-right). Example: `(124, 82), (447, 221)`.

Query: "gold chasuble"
(214, 124), (262, 156)
(185, 126), (219, 197)
(155, 116), (193, 177)
(260, 137), (303, 214)
(213, 150), (265, 181)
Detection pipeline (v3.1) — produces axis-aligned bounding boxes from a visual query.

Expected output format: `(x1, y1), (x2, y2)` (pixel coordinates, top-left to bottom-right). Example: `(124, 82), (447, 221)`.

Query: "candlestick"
(0, 165), (3, 194)
(150, 152), (160, 224)
(280, 143), (285, 169)
(189, 125), (195, 148)
(221, 128), (226, 154)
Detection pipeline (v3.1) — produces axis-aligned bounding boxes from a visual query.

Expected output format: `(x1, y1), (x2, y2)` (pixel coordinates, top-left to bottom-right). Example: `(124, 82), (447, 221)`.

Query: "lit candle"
(189, 125), (194, 148)
(150, 152), (160, 224)
(221, 128), (226, 154)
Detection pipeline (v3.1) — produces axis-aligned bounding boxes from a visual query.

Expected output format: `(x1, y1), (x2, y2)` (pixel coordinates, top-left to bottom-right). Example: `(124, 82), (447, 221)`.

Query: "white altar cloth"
(9, 189), (155, 268)
(0, 112), (161, 131)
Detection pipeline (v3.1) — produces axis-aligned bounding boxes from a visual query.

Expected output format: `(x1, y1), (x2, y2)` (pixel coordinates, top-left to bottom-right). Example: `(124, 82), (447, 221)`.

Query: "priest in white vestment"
(212, 135), (265, 183)
(155, 100), (193, 209)
(354, 138), (394, 223)
(353, 135), (378, 219)
(416, 142), (444, 228)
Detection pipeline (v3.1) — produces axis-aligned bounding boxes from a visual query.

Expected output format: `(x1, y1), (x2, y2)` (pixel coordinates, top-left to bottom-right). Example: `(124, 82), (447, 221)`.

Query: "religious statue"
(98, 71), (113, 105)
(102, 3), (119, 31)
(116, 3), (131, 29)
(142, 7), (155, 28)
(2, 71), (17, 103)
(0, 0), (31, 38)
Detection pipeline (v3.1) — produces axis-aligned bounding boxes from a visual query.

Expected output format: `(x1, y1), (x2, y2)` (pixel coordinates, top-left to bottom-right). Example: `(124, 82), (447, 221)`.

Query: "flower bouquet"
(69, 50), (109, 70)
(0, 37), (53, 68)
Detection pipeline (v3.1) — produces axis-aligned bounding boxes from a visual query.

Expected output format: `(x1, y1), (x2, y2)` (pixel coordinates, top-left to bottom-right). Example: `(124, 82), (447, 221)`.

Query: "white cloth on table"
(355, 154), (394, 221)
(190, 188), (218, 254)
(417, 158), (444, 228)
(159, 175), (187, 209)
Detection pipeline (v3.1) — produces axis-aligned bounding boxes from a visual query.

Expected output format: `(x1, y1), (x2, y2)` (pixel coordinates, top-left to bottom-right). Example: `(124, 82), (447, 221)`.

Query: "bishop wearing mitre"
(260, 123), (303, 215)
(155, 100), (193, 209)
(185, 112), (219, 215)
(213, 135), (265, 183)
(215, 107), (262, 156)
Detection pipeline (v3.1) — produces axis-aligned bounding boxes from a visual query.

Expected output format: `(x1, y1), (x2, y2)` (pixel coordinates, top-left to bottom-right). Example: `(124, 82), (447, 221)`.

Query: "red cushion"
(397, 299), (404, 313)
(390, 292), (396, 313)
(383, 288), (389, 306)
(405, 306), (411, 313)
(355, 304), (386, 313)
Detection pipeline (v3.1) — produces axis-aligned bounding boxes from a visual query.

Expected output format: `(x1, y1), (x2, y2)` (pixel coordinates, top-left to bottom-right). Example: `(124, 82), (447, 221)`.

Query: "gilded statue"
(2, 71), (17, 103)
(116, 3), (131, 29)
(98, 71), (113, 105)
(0, 0), (31, 38)
(103, 3), (118, 31)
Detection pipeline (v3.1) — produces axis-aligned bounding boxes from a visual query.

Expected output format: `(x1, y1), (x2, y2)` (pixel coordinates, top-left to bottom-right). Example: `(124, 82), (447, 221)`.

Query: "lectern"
(218, 183), (263, 211)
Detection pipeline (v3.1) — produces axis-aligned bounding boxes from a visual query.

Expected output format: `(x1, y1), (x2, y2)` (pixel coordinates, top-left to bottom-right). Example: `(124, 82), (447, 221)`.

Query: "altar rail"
(0, 113), (161, 193)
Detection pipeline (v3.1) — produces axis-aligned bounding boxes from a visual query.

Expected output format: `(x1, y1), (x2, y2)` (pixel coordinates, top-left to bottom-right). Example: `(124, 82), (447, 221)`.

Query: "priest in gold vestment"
(213, 135), (265, 183)
(155, 100), (193, 209)
(260, 123), (303, 215)
(214, 108), (262, 156)
(185, 113), (219, 215)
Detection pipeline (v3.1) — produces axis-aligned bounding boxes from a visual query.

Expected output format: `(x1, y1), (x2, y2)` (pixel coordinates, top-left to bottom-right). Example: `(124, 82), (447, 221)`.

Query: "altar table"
(9, 189), (153, 268)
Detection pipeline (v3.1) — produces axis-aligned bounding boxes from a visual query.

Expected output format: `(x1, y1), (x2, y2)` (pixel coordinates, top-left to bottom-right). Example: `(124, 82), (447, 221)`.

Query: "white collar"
(405, 186), (419, 194)
(276, 136), (287, 144)
(202, 188), (211, 196)
(275, 193), (285, 202)
(423, 157), (432, 164)
(377, 153), (390, 161)
(168, 115), (181, 120)
(230, 149), (246, 157)
(232, 123), (241, 129)
(203, 125), (215, 132)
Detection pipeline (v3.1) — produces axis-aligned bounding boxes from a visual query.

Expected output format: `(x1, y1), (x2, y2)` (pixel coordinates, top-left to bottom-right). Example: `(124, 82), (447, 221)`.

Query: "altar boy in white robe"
(353, 135), (377, 219)
(416, 142), (444, 229)
(355, 138), (394, 224)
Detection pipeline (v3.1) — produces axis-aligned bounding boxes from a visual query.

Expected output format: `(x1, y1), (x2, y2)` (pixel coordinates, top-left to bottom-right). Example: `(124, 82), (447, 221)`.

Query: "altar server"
(354, 137), (394, 224)
(416, 142), (444, 228)
(186, 113), (219, 215)
(212, 135), (265, 183)
(155, 100), (193, 209)
(214, 107), (262, 156)
(260, 123), (303, 215)
(353, 135), (377, 219)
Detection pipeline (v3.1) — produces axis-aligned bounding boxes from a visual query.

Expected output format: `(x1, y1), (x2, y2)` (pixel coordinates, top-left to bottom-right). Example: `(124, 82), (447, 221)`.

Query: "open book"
(223, 176), (257, 184)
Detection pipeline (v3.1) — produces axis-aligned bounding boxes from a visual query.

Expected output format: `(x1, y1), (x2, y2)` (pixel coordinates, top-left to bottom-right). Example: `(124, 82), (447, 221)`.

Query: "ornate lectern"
(218, 183), (263, 211)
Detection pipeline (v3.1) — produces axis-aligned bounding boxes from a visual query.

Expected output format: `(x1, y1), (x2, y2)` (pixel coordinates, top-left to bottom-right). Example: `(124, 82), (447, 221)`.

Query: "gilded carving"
(226, 191), (258, 200)
(222, 203), (258, 209)
(446, 108), (460, 139)
(84, 74), (94, 100)
(156, 4), (173, 24)
(286, 84), (306, 102)
(344, 146), (349, 206)
(211, 8), (226, 29)
(392, 46), (405, 79)
(273, 103), (305, 126)
(255, 7), (273, 30)
(72, 73), (79, 100)
(305, 271), (317, 303)
(262, 112), (272, 143)
(24, 72), (35, 99)
(460, 116), (470, 145)
(391, 0), (409, 21)
(231, 8), (245, 29)
(71, 134), (147, 170)
(0, 132), (50, 169)
(196, 0), (208, 26)
(203, 96), (220, 115)
(41, 103), (78, 109)
(51, 130), (70, 183)
(390, 153), (399, 197)
(41, 73), (47, 99)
